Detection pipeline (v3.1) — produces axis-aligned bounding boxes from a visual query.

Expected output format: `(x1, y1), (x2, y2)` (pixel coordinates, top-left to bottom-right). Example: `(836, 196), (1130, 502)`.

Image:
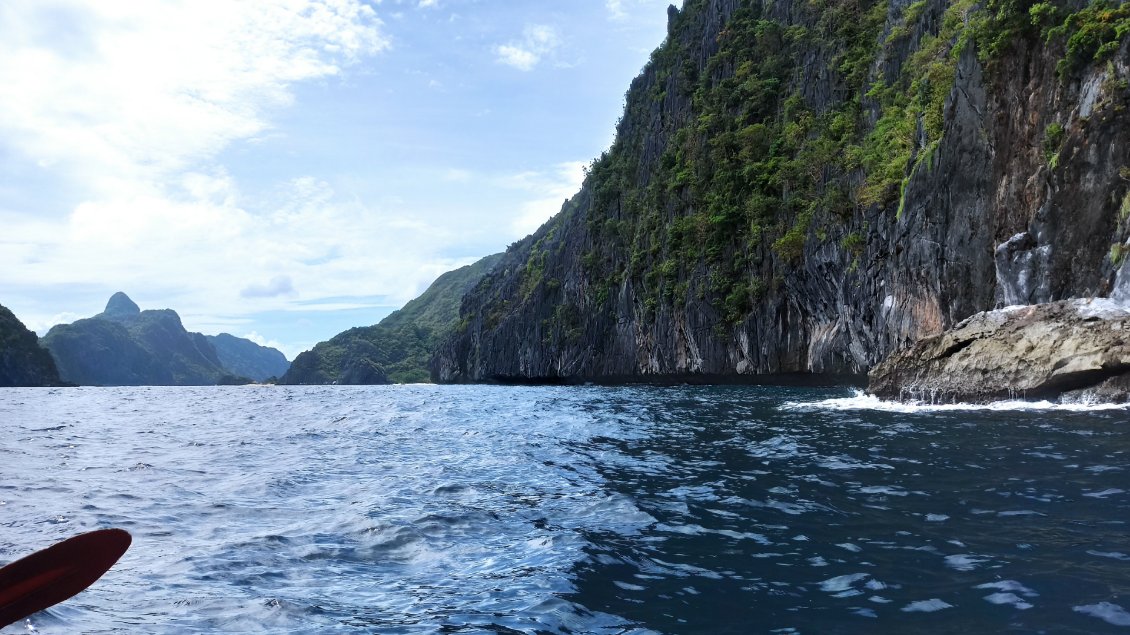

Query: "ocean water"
(0, 384), (1128, 634)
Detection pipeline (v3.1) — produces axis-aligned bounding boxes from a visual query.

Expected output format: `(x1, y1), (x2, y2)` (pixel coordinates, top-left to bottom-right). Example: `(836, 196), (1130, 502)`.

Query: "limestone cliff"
(0, 304), (62, 387)
(434, 0), (1130, 383)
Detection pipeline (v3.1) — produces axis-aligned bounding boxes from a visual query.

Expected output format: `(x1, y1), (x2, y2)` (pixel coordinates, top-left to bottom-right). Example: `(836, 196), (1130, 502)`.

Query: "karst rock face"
(433, 0), (1130, 392)
(102, 292), (141, 319)
(867, 300), (1130, 403)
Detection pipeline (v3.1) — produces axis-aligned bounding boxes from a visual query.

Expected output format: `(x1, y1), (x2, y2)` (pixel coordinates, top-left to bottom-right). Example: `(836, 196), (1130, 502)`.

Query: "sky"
(0, 0), (673, 359)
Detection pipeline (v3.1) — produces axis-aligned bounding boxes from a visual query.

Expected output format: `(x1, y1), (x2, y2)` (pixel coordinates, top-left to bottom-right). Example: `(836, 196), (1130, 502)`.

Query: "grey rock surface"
(868, 300), (1130, 403)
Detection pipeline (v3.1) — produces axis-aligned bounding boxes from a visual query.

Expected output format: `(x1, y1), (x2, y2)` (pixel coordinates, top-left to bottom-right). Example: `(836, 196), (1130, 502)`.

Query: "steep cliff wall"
(435, 0), (1130, 383)
(0, 304), (62, 387)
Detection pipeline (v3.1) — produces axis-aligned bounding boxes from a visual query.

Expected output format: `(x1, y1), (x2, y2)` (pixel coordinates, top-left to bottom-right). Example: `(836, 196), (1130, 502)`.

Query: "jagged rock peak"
(104, 292), (141, 318)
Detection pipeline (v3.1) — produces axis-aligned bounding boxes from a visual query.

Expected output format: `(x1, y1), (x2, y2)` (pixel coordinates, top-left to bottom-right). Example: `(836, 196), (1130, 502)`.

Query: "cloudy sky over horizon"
(0, 0), (672, 359)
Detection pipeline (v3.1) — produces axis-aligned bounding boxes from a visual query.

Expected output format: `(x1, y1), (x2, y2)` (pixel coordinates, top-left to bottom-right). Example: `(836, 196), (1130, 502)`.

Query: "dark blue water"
(1, 385), (1128, 634)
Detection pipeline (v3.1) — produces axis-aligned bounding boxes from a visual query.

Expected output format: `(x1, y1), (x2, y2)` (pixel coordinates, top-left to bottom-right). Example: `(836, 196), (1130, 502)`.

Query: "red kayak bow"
(0, 529), (131, 628)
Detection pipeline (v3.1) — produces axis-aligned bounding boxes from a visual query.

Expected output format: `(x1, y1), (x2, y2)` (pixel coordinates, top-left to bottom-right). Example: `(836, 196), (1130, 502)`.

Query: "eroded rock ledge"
(867, 300), (1130, 404)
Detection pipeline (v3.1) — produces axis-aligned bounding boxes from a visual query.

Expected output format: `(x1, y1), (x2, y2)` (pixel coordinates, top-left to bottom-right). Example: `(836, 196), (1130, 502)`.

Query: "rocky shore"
(867, 299), (1130, 404)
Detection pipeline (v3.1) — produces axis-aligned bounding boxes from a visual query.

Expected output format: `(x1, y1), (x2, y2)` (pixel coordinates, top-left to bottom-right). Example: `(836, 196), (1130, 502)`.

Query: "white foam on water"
(974, 580), (1038, 597)
(983, 593), (1033, 610)
(944, 554), (988, 571)
(1083, 488), (1125, 498)
(901, 599), (953, 613)
(819, 573), (869, 593)
(857, 485), (910, 496)
(975, 581), (1039, 611)
(1074, 602), (1130, 626)
(1087, 550), (1130, 561)
(782, 390), (1130, 413)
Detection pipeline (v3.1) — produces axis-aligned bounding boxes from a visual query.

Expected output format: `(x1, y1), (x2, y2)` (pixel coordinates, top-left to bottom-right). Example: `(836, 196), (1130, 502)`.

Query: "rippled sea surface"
(1, 385), (1129, 634)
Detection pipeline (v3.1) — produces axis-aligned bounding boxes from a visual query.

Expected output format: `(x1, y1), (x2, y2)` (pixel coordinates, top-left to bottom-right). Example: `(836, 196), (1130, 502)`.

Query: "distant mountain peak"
(104, 292), (141, 318)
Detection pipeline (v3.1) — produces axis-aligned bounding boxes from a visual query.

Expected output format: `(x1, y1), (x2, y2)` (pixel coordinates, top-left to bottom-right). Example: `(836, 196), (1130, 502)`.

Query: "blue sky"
(0, 0), (672, 359)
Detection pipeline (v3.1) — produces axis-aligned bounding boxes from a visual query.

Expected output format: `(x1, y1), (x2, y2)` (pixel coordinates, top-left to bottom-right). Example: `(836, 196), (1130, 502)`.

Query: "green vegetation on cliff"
(527, 0), (897, 336)
(435, 0), (1130, 382)
(280, 253), (502, 384)
(0, 304), (62, 387)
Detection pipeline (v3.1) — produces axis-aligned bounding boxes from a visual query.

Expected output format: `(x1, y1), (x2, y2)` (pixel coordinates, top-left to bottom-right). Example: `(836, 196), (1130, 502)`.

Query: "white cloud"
(242, 330), (294, 359)
(0, 1), (670, 356)
(607, 0), (671, 21)
(0, 1), (398, 349)
(607, 0), (628, 19)
(494, 24), (560, 71)
(1, 172), (475, 343)
(240, 275), (297, 299)
(0, 1), (388, 195)
(25, 312), (83, 335)
(443, 168), (472, 183)
(500, 161), (587, 236)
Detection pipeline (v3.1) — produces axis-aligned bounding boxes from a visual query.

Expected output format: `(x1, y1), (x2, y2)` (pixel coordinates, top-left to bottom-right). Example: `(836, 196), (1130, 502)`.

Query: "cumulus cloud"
(2, 170), (475, 343)
(494, 24), (559, 71)
(500, 161), (587, 236)
(240, 275), (297, 299)
(0, 1), (403, 346)
(242, 330), (293, 359)
(0, 0), (388, 193)
(607, 0), (671, 21)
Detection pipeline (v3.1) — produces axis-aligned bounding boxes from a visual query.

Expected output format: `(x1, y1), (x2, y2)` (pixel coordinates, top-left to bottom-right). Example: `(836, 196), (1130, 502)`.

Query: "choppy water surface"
(1, 385), (1128, 634)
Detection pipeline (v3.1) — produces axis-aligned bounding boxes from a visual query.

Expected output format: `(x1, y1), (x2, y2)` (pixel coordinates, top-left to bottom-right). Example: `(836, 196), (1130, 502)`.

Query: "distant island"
(280, 253), (501, 385)
(39, 292), (289, 386)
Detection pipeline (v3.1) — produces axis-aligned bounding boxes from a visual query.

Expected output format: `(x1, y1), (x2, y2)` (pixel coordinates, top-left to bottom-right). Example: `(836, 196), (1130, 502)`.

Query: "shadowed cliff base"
(451, 372), (867, 388)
